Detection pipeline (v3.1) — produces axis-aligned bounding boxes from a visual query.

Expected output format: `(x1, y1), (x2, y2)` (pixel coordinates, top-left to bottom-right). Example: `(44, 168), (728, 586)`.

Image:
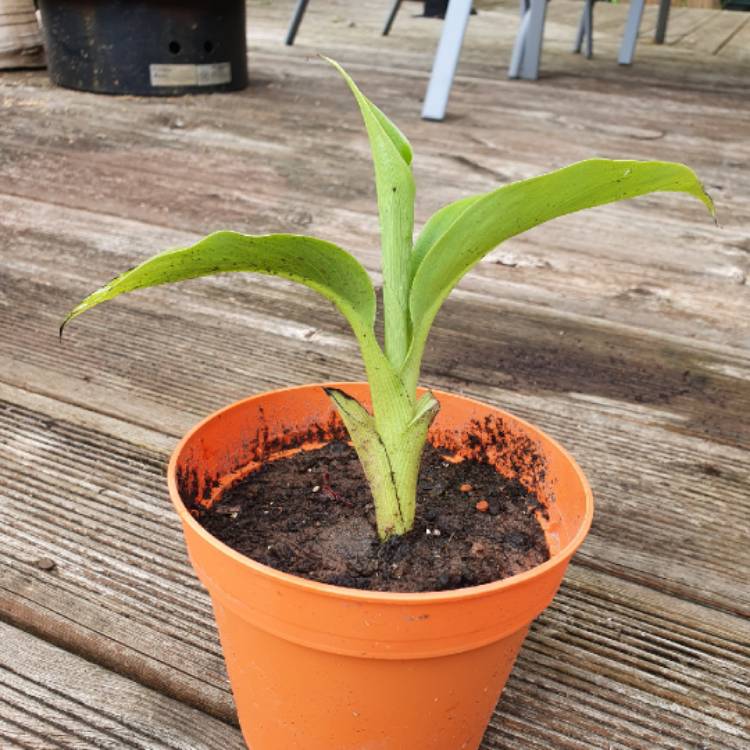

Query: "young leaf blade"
(61, 231), (377, 343)
(326, 57), (415, 372)
(404, 159), (714, 385)
(410, 194), (481, 284)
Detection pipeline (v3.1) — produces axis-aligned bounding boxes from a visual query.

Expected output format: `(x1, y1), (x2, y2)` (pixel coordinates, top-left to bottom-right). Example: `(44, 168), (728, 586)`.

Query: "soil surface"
(197, 441), (549, 593)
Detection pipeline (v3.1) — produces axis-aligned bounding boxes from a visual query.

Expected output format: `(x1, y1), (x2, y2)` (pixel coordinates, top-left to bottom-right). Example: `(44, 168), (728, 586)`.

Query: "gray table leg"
(518, 0), (548, 80)
(286, 0), (310, 46)
(421, 0), (473, 120)
(383, 0), (404, 36)
(654, 0), (670, 44)
(618, 0), (645, 64)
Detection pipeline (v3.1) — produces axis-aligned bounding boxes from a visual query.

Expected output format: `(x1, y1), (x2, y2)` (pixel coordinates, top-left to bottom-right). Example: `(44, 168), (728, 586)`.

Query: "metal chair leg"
(654, 0), (670, 44)
(573, 0), (595, 57)
(383, 0), (404, 36)
(618, 0), (645, 64)
(421, 0), (473, 120)
(518, 0), (548, 80)
(509, 3), (532, 78)
(285, 0), (310, 46)
(509, 0), (547, 79)
(573, 6), (586, 53)
(584, 0), (593, 58)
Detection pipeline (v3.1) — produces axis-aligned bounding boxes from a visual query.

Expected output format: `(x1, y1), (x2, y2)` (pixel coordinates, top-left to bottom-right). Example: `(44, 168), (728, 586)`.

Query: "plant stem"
(327, 385), (438, 539)
(326, 334), (437, 540)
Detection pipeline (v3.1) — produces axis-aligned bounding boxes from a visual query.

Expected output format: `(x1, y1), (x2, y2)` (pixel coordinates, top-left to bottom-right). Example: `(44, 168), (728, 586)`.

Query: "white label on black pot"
(149, 63), (232, 87)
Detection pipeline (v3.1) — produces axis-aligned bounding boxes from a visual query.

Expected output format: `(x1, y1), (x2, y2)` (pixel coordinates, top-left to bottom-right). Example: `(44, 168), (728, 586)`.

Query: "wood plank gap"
(574, 554), (750, 621)
(712, 14), (750, 56)
(0, 621), (243, 747)
(0, 588), (238, 725)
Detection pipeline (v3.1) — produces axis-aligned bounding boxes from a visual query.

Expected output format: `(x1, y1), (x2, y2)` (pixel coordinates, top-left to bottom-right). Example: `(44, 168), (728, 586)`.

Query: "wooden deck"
(1, 0), (749, 747)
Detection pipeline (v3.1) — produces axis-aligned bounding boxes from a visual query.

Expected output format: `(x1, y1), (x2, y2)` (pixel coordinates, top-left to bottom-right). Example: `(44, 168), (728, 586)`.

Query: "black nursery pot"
(37, 0), (248, 95)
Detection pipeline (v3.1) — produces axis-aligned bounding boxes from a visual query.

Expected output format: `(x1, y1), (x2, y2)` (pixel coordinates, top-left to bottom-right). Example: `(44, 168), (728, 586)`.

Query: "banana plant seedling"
(62, 59), (714, 541)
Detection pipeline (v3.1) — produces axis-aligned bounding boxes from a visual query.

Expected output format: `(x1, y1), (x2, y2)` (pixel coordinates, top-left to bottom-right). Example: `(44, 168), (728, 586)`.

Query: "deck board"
(1, 0), (748, 747)
(719, 12), (750, 60)
(2, 56), (747, 348)
(3, 240), (748, 611)
(1, 391), (748, 747)
(0, 621), (244, 749)
(678, 10), (750, 55)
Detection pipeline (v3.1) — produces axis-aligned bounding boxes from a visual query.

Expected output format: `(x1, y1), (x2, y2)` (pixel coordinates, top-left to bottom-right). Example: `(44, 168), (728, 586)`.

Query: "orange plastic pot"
(168, 383), (593, 750)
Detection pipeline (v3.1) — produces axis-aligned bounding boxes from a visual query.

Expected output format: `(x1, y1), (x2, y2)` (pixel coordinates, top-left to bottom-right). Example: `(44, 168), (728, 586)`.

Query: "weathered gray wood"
(0, 397), (235, 721)
(1, 1), (749, 747)
(1, 207), (749, 614)
(0, 621), (244, 749)
(0, 0), (44, 69)
(678, 10), (750, 55)
(489, 571), (750, 749)
(0, 52), (747, 349)
(1, 399), (748, 746)
(719, 12), (750, 61)
(659, 5), (723, 46)
(0, 161), (746, 356)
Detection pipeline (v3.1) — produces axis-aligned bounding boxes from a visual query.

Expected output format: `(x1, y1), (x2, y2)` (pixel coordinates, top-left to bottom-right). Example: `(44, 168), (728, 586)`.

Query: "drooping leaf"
(61, 231), (377, 344)
(326, 57), (415, 371)
(404, 159), (715, 383)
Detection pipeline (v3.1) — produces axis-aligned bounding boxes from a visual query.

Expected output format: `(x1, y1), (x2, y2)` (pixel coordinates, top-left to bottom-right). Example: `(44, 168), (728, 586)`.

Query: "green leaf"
(410, 194), (481, 284)
(61, 231), (377, 344)
(368, 102), (413, 167)
(398, 390), (440, 531)
(404, 159), (714, 384)
(325, 57), (415, 372)
(406, 390), (440, 431)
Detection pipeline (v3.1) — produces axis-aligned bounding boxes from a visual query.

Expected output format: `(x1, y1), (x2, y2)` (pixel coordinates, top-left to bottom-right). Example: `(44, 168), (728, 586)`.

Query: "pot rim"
(168, 382), (594, 605)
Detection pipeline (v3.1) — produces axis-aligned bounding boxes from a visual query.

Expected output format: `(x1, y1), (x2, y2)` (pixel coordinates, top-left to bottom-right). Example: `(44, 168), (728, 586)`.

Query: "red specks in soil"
(321, 470), (353, 507)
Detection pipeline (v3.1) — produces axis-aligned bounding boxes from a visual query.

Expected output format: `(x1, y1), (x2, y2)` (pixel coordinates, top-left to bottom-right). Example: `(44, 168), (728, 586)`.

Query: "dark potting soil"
(197, 442), (549, 593)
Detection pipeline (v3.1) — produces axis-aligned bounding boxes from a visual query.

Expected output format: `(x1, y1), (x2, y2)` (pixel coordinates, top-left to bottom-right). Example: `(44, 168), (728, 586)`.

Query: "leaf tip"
(323, 386), (350, 403)
(701, 185), (717, 224)
(320, 55), (344, 76)
(59, 310), (77, 341)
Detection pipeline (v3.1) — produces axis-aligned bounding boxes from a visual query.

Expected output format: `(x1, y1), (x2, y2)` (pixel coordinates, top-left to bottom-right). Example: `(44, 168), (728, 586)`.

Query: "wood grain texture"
(720, 9), (750, 57)
(2, 232), (747, 613)
(0, 0), (43, 69)
(0, 621), (244, 749)
(1, 30), (748, 350)
(0, 397), (234, 722)
(1, 1), (748, 747)
(489, 572), (750, 749)
(1, 398), (748, 749)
